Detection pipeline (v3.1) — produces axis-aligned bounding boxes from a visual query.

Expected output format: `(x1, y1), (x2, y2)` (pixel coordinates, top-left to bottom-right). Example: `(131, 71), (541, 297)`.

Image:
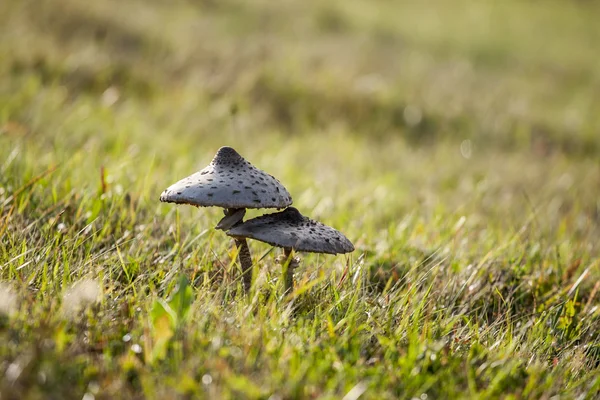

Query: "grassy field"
(1, 0), (600, 398)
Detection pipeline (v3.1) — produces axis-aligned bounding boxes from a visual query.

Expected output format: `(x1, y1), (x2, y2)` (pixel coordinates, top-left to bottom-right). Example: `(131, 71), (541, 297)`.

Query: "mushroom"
(225, 207), (354, 292)
(160, 146), (293, 291)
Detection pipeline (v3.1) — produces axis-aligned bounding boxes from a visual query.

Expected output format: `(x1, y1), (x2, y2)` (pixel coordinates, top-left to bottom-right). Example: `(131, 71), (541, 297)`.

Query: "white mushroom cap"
(226, 207), (354, 255)
(160, 146), (293, 209)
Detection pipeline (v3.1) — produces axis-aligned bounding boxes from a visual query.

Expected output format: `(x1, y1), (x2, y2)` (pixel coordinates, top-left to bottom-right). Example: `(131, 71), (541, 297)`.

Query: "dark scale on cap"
(212, 146), (243, 164)
(226, 207), (354, 255)
(159, 146), (293, 209)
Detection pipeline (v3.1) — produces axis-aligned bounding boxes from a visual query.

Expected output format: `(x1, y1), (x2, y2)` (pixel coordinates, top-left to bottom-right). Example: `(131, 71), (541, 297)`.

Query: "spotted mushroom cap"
(160, 146), (293, 209)
(226, 207), (354, 255)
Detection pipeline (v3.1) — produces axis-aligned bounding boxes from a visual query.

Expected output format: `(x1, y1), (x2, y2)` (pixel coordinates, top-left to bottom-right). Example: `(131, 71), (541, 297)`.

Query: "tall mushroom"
(160, 146), (293, 291)
(226, 207), (354, 292)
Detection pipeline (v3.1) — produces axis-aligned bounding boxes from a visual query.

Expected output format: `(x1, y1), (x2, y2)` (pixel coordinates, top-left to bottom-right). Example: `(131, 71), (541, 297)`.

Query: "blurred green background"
(2, 0), (599, 232)
(1, 0), (599, 398)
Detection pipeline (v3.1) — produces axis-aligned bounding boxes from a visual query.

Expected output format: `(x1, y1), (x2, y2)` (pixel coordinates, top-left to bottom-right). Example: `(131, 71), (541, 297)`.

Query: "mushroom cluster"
(160, 146), (354, 292)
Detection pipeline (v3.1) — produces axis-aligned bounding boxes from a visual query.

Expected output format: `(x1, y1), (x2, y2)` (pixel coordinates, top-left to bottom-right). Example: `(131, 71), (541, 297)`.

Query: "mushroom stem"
(226, 208), (253, 293)
(283, 248), (299, 293)
(216, 208), (246, 231)
(235, 238), (253, 292)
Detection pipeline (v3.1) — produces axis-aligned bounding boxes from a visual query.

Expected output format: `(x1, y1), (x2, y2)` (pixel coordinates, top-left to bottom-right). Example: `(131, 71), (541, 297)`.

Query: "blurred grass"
(1, 0), (599, 398)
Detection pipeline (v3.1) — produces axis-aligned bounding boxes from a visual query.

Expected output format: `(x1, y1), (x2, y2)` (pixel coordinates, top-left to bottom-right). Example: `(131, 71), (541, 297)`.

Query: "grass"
(1, 0), (599, 398)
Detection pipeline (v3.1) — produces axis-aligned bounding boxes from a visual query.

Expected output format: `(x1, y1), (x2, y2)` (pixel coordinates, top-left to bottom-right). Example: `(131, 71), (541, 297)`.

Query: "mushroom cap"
(226, 207), (354, 255)
(160, 146), (293, 209)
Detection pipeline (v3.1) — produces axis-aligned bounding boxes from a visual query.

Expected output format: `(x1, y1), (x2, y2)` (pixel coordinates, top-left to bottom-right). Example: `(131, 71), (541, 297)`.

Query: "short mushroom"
(225, 207), (354, 292)
(160, 146), (293, 291)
